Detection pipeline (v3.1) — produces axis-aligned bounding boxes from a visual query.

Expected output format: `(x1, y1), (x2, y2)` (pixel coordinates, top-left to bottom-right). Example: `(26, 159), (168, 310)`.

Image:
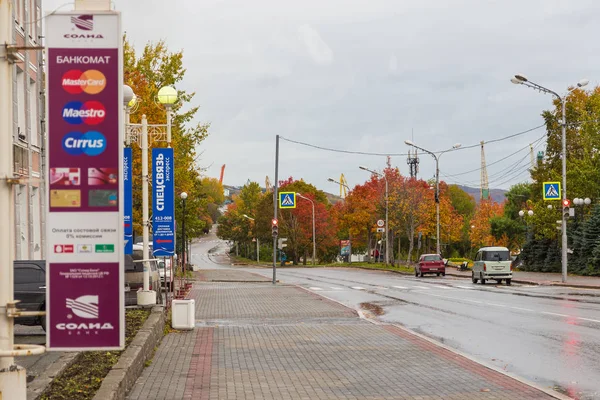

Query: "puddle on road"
(360, 302), (385, 316)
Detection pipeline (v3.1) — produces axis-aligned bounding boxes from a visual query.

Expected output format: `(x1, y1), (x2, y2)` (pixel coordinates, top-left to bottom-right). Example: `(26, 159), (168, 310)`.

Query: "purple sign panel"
(47, 48), (119, 212)
(45, 12), (123, 351)
(48, 263), (120, 348)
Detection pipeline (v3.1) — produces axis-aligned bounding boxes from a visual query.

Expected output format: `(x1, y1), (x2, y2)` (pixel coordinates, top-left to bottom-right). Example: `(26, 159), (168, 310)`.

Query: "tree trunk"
(398, 236), (402, 267)
(406, 226), (415, 264)
(303, 249), (307, 265)
(367, 230), (372, 262)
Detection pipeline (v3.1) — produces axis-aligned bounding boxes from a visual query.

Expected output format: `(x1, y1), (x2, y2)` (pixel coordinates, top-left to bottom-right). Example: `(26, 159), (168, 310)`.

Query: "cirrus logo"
(62, 131), (106, 156)
(62, 101), (106, 125)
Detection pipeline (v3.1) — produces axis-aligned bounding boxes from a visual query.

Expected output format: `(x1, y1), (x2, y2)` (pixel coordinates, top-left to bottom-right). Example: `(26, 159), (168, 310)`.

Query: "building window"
(13, 145), (29, 176)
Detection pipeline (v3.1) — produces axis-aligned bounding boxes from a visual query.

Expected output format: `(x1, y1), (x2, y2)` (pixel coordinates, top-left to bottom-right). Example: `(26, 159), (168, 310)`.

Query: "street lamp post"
(125, 85), (178, 306)
(359, 166), (389, 265)
(511, 74), (589, 283)
(243, 214), (260, 263)
(297, 193), (316, 265)
(403, 141), (461, 255)
(180, 192), (187, 273)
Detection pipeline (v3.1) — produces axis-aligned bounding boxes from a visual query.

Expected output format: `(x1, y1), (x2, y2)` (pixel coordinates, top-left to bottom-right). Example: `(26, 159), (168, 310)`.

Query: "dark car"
(415, 254), (446, 277)
(14, 260), (46, 330)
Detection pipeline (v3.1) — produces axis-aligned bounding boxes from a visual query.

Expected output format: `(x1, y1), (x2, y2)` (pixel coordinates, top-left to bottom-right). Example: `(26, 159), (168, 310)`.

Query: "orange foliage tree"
(469, 200), (507, 249)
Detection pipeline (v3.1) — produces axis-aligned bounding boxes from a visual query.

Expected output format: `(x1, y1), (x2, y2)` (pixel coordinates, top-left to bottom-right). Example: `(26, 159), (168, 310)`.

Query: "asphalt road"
(193, 232), (600, 400)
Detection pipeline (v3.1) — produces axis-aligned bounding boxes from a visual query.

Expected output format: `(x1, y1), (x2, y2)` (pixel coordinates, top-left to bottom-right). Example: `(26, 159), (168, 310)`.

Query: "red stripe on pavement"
(184, 328), (214, 400)
(383, 325), (544, 396)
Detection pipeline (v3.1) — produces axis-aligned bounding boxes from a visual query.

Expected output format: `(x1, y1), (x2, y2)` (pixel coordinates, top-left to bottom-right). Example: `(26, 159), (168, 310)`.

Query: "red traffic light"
(271, 218), (278, 226)
(562, 199), (570, 207)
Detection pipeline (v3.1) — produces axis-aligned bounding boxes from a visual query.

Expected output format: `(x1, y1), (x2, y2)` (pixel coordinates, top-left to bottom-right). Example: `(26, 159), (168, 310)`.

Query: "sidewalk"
(447, 268), (600, 289)
(127, 269), (566, 400)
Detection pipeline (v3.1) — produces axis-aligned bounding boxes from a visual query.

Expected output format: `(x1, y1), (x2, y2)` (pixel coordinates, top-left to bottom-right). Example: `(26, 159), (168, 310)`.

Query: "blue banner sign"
(152, 148), (175, 256)
(124, 147), (133, 254)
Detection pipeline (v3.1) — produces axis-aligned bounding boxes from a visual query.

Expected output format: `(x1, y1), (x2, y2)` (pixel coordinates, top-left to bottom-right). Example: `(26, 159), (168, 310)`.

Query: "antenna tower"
(407, 148), (419, 178)
(480, 141), (489, 200)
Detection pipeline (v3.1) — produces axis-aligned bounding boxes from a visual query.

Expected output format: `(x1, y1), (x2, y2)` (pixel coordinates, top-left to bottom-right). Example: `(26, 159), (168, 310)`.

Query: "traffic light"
(271, 218), (278, 237)
(277, 238), (288, 249)
(562, 199), (571, 219)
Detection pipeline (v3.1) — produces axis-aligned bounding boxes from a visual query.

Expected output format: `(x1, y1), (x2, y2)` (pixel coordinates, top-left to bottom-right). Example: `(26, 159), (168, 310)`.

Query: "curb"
(28, 352), (80, 400)
(296, 284), (571, 400)
(445, 272), (600, 289)
(92, 306), (165, 400)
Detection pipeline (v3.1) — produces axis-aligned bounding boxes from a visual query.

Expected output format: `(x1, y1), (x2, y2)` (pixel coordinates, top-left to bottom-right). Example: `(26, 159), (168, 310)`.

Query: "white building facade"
(10, 0), (45, 260)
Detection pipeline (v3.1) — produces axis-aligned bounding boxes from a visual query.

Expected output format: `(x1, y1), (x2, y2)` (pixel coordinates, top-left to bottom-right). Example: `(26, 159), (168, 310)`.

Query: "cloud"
(298, 24), (334, 66)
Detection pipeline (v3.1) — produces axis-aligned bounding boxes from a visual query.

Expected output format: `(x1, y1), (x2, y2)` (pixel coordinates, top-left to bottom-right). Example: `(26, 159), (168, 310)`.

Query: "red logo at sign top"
(54, 245), (74, 253)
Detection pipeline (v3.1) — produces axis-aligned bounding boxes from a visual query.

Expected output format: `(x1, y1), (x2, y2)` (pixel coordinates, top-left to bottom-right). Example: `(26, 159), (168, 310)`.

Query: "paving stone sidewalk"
(127, 270), (562, 400)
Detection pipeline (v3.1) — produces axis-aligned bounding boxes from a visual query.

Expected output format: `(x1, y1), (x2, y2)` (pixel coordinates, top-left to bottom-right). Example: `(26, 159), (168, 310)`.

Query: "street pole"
(0, 1), (27, 397)
(257, 238), (260, 263)
(384, 177), (389, 265)
(273, 135), (279, 284)
(435, 155), (440, 255)
(181, 194), (186, 272)
(561, 97), (567, 283)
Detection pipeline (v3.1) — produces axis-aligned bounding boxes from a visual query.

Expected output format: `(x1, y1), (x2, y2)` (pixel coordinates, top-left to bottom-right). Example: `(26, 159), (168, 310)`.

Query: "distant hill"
(457, 185), (507, 204)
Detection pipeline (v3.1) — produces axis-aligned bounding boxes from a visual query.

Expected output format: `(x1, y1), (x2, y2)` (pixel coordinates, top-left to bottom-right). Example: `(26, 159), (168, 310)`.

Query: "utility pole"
(1, 1), (27, 397)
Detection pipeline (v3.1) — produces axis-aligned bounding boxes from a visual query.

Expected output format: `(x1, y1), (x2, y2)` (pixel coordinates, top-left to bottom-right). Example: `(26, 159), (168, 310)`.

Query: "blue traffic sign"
(279, 192), (296, 209)
(543, 182), (561, 201)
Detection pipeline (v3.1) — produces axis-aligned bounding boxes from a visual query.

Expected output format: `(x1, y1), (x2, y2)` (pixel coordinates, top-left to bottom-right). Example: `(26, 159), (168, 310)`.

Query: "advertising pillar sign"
(45, 11), (124, 351)
(124, 147), (133, 254)
(152, 148), (175, 256)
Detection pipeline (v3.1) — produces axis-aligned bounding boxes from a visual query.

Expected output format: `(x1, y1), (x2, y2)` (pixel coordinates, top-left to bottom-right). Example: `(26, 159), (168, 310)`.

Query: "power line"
(279, 123), (546, 157)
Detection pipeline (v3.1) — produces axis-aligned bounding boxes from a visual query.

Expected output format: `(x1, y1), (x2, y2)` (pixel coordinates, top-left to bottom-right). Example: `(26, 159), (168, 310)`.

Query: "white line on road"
(431, 285), (452, 289)
(351, 286), (365, 290)
(392, 286), (408, 289)
(309, 287), (323, 291)
(578, 317), (600, 323)
(330, 287), (343, 290)
(456, 285), (474, 290)
(413, 286), (430, 290)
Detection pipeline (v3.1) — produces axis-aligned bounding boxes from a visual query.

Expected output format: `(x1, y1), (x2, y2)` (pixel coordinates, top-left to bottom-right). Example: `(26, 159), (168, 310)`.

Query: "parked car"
(13, 260), (46, 330)
(125, 244), (162, 306)
(158, 258), (173, 290)
(416, 254), (445, 277)
(472, 246), (512, 285)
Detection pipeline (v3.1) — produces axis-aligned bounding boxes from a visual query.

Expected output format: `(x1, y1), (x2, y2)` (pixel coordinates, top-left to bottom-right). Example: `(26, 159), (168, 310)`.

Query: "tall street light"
(403, 141), (461, 255)
(511, 74), (588, 283)
(243, 214), (260, 263)
(297, 193), (316, 265)
(359, 166), (388, 265)
(180, 192), (188, 273)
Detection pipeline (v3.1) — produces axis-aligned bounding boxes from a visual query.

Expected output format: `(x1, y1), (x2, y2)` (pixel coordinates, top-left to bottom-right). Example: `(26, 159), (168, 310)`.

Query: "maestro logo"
(62, 131), (107, 156)
(62, 101), (106, 125)
(62, 70), (106, 95)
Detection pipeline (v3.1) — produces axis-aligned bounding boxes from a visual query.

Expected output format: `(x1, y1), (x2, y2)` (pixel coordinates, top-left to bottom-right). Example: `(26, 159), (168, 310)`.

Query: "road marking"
(579, 317), (600, 323)
(351, 286), (365, 290)
(456, 285), (473, 290)
(510, 306), (534, 312)
(431, 285), (452, 289)
(541, 311), (569, 317)
(330, 287), (343, 290)
(413, 286), (430, 290)
(392, 286), (408, 289)
(309, 287), (322, 291)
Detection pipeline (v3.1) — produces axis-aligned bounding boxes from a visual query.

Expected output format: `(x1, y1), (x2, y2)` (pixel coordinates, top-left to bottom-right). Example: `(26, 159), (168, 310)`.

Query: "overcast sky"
(44, 0), (600, 194)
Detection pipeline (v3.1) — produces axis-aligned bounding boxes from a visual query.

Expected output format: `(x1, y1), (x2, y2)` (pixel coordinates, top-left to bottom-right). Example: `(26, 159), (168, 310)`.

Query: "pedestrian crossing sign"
(279, 192), (296, 209)
(543, 182), (561, 200)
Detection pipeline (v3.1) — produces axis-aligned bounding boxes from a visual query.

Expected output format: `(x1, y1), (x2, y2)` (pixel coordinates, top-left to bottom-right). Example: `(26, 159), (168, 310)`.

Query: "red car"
(416, 254), (446, 277)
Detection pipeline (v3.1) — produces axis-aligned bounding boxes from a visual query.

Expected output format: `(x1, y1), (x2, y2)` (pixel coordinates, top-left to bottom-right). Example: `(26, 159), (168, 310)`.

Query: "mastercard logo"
(62, 69), (106, 95)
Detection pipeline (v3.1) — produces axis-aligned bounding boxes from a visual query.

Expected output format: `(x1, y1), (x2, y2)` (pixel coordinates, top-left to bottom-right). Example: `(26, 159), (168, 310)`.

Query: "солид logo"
(62, 131), (106, 156)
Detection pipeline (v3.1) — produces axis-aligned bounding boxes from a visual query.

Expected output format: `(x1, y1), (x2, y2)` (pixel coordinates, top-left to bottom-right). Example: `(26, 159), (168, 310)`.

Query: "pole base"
(0, 365), (27, 399)
(137, 290), (156, 307)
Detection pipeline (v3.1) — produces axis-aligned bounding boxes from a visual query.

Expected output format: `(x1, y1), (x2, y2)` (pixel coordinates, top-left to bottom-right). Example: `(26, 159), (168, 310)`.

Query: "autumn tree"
(124, 37), (210, 245)
(469, 200), (506, 249)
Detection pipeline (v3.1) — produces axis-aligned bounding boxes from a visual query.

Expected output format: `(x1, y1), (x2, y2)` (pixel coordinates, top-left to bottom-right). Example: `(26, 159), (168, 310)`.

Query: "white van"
(472, 246), (512, 285)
